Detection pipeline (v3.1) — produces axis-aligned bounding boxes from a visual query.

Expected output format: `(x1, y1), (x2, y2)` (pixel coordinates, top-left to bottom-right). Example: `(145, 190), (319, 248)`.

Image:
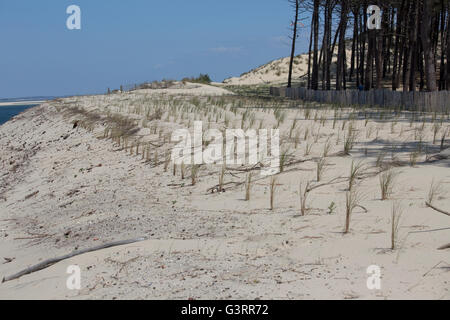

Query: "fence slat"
(269, 87), (448, 112)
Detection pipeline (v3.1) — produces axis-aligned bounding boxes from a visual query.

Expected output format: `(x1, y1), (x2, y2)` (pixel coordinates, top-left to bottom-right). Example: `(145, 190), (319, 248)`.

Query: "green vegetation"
(182, 74), (212, 84)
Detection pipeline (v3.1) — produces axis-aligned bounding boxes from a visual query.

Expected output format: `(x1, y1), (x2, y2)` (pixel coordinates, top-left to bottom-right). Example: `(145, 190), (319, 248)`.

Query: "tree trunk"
(404, 1), (419, 92)
(349, 8), (358, 83)
(365, 29), (375, 90)
(307, 6), (314, 89)
(336, 0), (349, 91)
(322, 1), (332, 90)
(385, 8), (395, 76)
(287, 0), (299, 88)
(392, 1), (406, 91)
(361, 3), (368, 89)
(447, 4), (450, 90)
(421, 0), (438, 91)
(375, 29), (383, 88)
(439, 0), (446, 90)
(311, 0), (320, 90)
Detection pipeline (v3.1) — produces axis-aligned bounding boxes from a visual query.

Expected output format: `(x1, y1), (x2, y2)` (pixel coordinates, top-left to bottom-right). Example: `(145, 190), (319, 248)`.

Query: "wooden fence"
(270, 87), (450, 112)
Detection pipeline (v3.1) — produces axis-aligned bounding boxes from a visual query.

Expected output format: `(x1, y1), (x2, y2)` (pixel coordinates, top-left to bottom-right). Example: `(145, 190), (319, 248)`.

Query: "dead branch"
(2, 237), (146, 283)
(307, 176), (345, 192)
(425, 202), (450, 217)
(14, 234), (52, 240)
(24, 191), (39, 200)
(207, 181), (237, 192)
(356, 205), (369, 213)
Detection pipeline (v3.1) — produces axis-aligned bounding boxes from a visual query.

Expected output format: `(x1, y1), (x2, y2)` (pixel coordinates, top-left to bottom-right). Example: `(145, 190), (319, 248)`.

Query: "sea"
(0, 104), (38, 126)
(0, 96), (55, 126)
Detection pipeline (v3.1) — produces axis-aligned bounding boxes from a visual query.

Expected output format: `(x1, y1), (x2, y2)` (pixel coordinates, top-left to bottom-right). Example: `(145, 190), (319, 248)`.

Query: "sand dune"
(224, 48), (352, 86)
(0, 83), (449, 299)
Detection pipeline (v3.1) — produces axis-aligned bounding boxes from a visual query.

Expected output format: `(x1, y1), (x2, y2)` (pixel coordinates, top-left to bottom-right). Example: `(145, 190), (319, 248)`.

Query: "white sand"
(138, 82), (233, 96)
(0, 83), (449, 299)
(224, 49), (353, 86)
(0, 101), (46, 107)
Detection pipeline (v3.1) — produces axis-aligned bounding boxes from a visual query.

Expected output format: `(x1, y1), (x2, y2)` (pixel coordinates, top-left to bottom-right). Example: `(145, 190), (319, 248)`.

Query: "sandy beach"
(0, 101), (47, 107)
(0, 82), (449, 299)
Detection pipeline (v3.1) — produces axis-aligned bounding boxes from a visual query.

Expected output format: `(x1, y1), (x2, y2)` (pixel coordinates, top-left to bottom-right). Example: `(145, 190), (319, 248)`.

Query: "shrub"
(182, 74), (212, 84)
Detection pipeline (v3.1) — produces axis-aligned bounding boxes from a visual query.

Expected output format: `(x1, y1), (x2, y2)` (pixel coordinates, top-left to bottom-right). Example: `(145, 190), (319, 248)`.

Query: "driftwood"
(425, 202), (450, 217)
(207, 181), (240, 193)
(1, 237), (146, 283)
(24, 191), (39, 200)
(437, 243), (450, 250)
(425, 203), (450, 250)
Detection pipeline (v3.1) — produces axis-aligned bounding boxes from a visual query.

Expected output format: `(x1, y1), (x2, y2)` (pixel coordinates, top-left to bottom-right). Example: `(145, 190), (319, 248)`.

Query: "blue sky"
(0, 0), (311, 98)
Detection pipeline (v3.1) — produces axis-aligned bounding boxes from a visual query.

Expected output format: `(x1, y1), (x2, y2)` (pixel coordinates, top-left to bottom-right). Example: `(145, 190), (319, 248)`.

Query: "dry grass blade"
(391, 201), (403, 250)
(344, 188), (363, 234)
(191, 165), (199, 186)
(245, 172), (253, 201)
(299, 181), (311, 216)
(348, 160), (365, 191)
(427, 179), (442, 205)
(270, 176), (277, 211)
(379, 170), (397, 200)
(218, 164), (226, 192)
(316, 158), (327, 182)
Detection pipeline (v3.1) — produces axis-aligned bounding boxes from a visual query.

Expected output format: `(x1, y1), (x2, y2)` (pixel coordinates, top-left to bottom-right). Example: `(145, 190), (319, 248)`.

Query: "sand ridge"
(0, 83), (449, 299)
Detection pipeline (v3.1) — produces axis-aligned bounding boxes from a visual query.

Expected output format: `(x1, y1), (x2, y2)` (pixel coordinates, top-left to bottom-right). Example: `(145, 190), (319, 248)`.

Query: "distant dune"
(224, 47), (352, 86)
(224, 54), (309, 86)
